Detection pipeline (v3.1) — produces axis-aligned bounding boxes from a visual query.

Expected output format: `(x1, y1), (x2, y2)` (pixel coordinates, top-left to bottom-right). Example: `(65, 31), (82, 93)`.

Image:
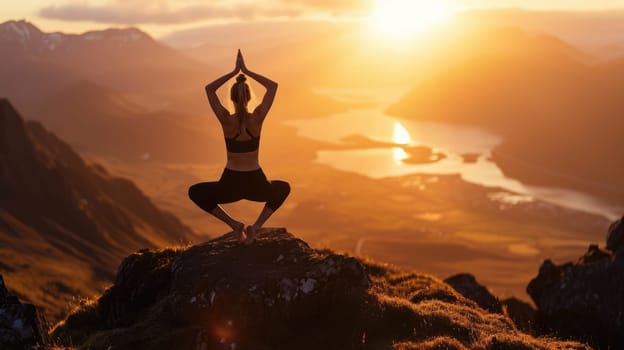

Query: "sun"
(369, 0), (454, 39)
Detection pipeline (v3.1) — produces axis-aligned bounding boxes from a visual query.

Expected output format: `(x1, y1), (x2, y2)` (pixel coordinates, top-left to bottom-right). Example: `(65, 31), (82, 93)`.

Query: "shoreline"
(490, 147), (624, 220)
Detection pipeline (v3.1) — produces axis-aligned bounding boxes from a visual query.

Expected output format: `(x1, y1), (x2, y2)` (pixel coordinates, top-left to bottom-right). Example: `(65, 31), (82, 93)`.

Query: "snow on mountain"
(0, 20), (151, 52)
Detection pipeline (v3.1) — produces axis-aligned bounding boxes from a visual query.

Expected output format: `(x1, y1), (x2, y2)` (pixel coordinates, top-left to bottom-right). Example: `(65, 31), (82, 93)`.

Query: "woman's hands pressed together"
(236, 49), (249, 73)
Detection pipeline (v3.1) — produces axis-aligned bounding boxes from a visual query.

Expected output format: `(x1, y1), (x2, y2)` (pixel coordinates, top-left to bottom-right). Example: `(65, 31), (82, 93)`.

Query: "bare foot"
(232, 222), (246, 242)
(244, 225), (259, 245)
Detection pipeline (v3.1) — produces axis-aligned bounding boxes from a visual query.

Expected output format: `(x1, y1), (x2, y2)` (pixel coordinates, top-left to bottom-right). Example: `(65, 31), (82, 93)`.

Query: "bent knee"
(273, 180), (291, 196)
(188, 184), (201, 200)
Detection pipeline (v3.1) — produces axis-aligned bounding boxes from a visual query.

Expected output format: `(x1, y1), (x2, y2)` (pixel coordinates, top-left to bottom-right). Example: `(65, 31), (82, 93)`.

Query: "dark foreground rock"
(500, 297), (537, 335)
(444, 273), (538, 335)
(606, 216), (624, 252)
(54, 229), (370, 349)
(0, 275), (50, 349)
(528, 221), (624, 349)
(444, 273), (502, 314)
(54, 228), (590, 350)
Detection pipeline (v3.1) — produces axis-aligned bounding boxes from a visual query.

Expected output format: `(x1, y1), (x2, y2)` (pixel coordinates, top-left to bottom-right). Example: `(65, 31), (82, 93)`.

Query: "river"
(284, 87), (622, 221)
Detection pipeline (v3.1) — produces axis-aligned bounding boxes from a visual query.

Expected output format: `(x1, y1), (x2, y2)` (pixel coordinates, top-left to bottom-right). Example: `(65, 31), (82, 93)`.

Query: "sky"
(3, 0), (624, 38)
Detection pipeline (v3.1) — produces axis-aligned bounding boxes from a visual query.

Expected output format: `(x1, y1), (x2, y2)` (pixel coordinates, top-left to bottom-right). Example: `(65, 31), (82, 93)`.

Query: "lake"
(285, 87), (622, 221)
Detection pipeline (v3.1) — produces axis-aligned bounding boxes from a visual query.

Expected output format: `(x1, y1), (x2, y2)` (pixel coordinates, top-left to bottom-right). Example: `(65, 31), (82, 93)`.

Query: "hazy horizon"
(4, 0), (624, 39)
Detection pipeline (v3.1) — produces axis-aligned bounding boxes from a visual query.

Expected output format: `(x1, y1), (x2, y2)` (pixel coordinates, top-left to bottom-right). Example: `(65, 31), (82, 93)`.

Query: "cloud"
(40, 2), (302, 25)
(454, 0), (624, 11)
(285, 0), (374, 13)
(38, 0), (369, 25)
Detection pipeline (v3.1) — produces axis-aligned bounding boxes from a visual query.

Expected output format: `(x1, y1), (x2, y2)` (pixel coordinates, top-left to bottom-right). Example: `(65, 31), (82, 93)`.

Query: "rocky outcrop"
(606, 216), (624, 252)
(444, 273), (537, 334)
(0, 275), (50, 349)
(500, 297), (537, 334)
(444, 273), (502, 314)
(54, 228), (590, 350)
(54, 228), (370, 349)
(528, 219), (624, 349)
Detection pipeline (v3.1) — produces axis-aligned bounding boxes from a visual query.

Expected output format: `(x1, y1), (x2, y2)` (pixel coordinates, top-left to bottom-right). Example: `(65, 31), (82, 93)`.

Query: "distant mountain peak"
(0, 19), (43, 43)
(0, 20), (66, 51)
(0, 19), (42, 37)
(0, 20), (153, 52)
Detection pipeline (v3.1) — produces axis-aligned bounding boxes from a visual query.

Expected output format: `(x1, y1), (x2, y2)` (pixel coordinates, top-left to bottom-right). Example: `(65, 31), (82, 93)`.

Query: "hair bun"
(236, 74), (247, 83)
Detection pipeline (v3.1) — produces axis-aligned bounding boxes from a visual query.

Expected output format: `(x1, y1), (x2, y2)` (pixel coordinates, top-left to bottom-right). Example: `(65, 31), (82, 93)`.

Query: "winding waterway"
(285, 87), (622, 221)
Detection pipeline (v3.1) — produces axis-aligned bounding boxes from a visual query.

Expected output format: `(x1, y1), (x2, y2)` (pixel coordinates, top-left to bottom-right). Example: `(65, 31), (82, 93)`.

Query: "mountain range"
(0, 99), (196, 320)
(0, 20), (213, 116)
(30, 80), (224, 163)
(387, 28), (624, 207)
(455, 9), (624, 60)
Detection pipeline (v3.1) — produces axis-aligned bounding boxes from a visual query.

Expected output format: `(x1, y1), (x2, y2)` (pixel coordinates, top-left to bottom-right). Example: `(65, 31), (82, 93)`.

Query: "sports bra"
(225, 128), (260, 153)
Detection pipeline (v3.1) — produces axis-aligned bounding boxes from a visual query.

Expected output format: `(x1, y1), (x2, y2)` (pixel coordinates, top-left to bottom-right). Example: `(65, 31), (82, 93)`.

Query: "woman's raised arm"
(238, 51), (277, 120)
(205, 61), (239, 121)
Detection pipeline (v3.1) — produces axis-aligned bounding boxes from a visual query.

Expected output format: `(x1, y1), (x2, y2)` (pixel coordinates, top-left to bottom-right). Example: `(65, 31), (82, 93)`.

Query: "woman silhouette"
(188, 50), (290, 244)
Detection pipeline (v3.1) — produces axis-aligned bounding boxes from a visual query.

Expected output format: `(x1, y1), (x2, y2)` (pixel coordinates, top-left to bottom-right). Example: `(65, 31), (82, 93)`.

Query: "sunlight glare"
(393, 122), (412, 145)
(369, 0), (454, 39)
(392, 147), (409, 163)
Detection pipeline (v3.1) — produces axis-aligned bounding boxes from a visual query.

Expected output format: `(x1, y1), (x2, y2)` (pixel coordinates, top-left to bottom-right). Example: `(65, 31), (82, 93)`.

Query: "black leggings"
(188, 168), (290, 213)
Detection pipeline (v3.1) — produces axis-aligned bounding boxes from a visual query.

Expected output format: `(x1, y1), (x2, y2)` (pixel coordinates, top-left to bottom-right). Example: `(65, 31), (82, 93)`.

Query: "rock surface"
(55, 229), (370, 349)
(528, 234), (624, 349)
(444, 273), (538, 335)
(500, 297), (537, 334)
(606, 216), (624, 252)
(444, 273), (502, 314)
(0, 275), (50, 349)
(53, 228), (590, 350)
